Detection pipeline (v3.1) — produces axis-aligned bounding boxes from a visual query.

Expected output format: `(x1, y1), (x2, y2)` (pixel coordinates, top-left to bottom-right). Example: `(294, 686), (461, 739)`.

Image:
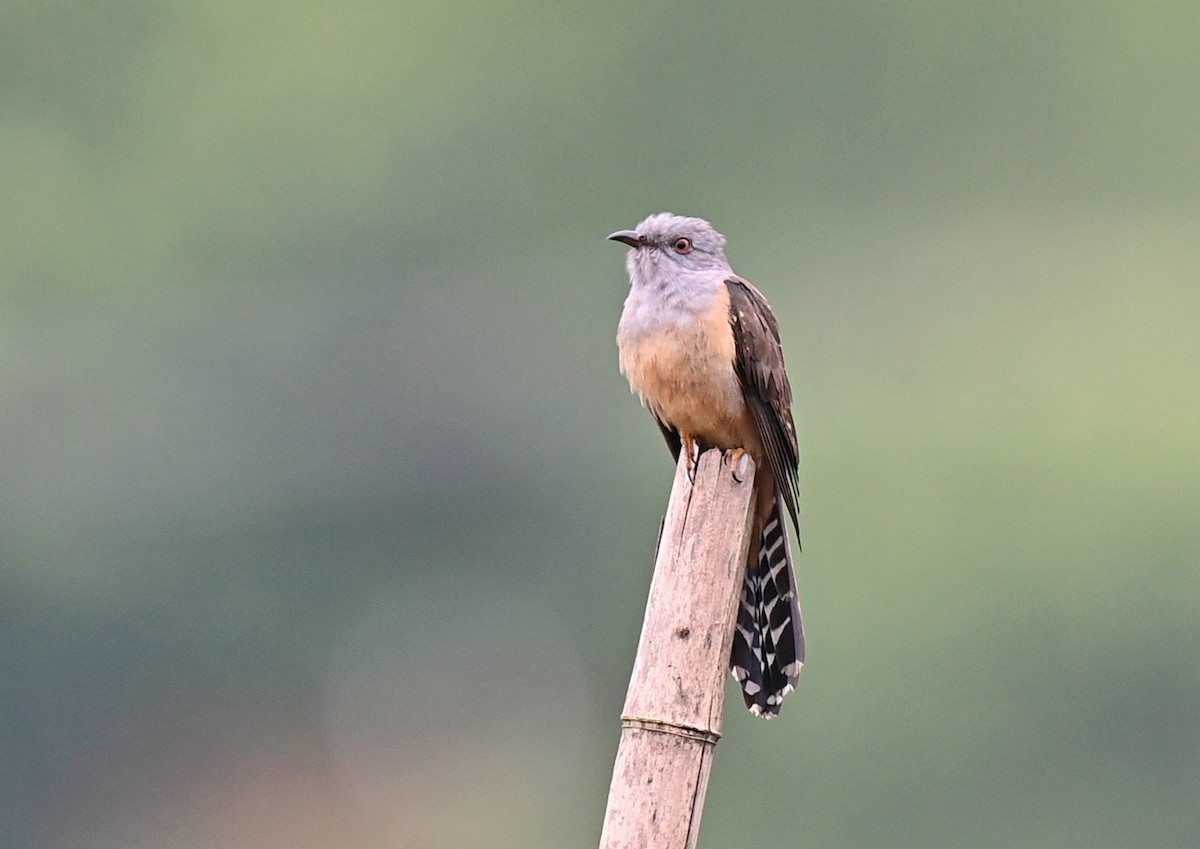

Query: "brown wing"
(725, 276), (801, 536)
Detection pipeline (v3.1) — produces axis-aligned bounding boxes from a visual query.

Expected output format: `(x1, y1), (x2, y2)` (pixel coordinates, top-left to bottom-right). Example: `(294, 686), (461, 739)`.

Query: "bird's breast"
(617, 284), (747, 444)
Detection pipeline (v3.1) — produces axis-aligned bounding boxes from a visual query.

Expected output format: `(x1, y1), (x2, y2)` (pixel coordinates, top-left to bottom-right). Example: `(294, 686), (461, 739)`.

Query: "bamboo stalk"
(598, 449), (757, 849)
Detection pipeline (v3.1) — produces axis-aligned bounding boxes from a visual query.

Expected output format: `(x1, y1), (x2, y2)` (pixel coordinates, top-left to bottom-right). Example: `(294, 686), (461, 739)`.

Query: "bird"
(610, 212), (804, 717)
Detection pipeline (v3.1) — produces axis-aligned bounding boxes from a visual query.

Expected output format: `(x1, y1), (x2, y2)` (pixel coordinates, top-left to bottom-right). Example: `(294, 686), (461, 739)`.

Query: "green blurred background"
(4, 2), (1198, 847)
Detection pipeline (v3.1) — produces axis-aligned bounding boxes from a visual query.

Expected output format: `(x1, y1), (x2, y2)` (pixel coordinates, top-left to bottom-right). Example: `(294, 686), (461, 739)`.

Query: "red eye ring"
(672, 237), (693, 254)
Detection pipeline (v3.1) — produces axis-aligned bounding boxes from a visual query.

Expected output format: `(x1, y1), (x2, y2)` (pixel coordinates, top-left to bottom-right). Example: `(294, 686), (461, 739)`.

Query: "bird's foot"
(724, 447), (752, 482)
(682, 435), (700, 482)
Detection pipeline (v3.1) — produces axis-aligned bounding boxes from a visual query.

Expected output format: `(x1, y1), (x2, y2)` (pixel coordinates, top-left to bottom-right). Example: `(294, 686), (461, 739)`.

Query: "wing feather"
(654, 415), (682, 461)
(724, 277), (801, 539)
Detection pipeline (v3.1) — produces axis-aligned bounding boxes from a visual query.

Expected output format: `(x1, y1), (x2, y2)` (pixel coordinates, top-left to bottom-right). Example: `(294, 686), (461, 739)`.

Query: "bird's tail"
(730, 495), (804, 717)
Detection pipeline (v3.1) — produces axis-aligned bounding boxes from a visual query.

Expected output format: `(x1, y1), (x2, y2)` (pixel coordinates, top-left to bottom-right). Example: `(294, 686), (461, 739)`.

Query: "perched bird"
(610, 212), (804, 717)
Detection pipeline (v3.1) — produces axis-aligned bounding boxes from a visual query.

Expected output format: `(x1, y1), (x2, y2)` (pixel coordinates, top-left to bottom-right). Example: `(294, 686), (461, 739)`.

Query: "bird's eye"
(672, 237), (693, 254)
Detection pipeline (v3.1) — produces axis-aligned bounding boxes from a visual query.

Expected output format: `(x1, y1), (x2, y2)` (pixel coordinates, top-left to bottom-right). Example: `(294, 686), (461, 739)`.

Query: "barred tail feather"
(730, 497), (805, 717)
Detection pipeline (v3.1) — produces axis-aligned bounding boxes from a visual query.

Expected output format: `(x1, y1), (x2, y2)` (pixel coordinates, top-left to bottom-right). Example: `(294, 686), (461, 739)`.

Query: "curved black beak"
(607, 229), (642, 248)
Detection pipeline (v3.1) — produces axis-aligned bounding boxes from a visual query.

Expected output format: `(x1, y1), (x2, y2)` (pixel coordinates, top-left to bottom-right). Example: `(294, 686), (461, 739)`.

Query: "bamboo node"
(619, 715), (721, 745)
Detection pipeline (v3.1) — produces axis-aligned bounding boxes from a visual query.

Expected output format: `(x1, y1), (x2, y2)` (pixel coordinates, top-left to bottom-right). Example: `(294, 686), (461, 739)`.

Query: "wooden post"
(598, 449), (757, 849)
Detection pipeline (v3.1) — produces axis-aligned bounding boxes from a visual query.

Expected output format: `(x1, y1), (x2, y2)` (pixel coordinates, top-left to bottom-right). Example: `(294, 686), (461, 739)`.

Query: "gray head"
(608, 213), (732, 283)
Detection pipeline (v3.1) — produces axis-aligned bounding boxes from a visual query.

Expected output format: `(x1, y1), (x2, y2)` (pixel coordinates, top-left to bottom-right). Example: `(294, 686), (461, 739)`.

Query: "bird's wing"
(653, 414), (683, 461)
(725, 276), (801, 535)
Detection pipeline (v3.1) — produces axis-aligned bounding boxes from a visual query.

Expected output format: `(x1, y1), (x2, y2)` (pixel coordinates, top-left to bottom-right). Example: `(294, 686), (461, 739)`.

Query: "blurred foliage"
(2, 2), (1198, 848)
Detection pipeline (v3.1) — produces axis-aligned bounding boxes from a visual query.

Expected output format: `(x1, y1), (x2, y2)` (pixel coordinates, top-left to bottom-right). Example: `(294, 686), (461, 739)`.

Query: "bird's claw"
(682, 435), (700, 482)
(725, 448), (751, 482)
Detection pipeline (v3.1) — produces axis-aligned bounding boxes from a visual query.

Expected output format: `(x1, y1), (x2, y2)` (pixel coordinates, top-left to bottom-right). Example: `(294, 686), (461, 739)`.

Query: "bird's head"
(608, 213), (732, 282)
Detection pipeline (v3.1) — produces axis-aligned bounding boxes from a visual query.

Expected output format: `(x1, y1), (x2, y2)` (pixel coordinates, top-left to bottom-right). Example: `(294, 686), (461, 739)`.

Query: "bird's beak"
(607, 230), (642, 248)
